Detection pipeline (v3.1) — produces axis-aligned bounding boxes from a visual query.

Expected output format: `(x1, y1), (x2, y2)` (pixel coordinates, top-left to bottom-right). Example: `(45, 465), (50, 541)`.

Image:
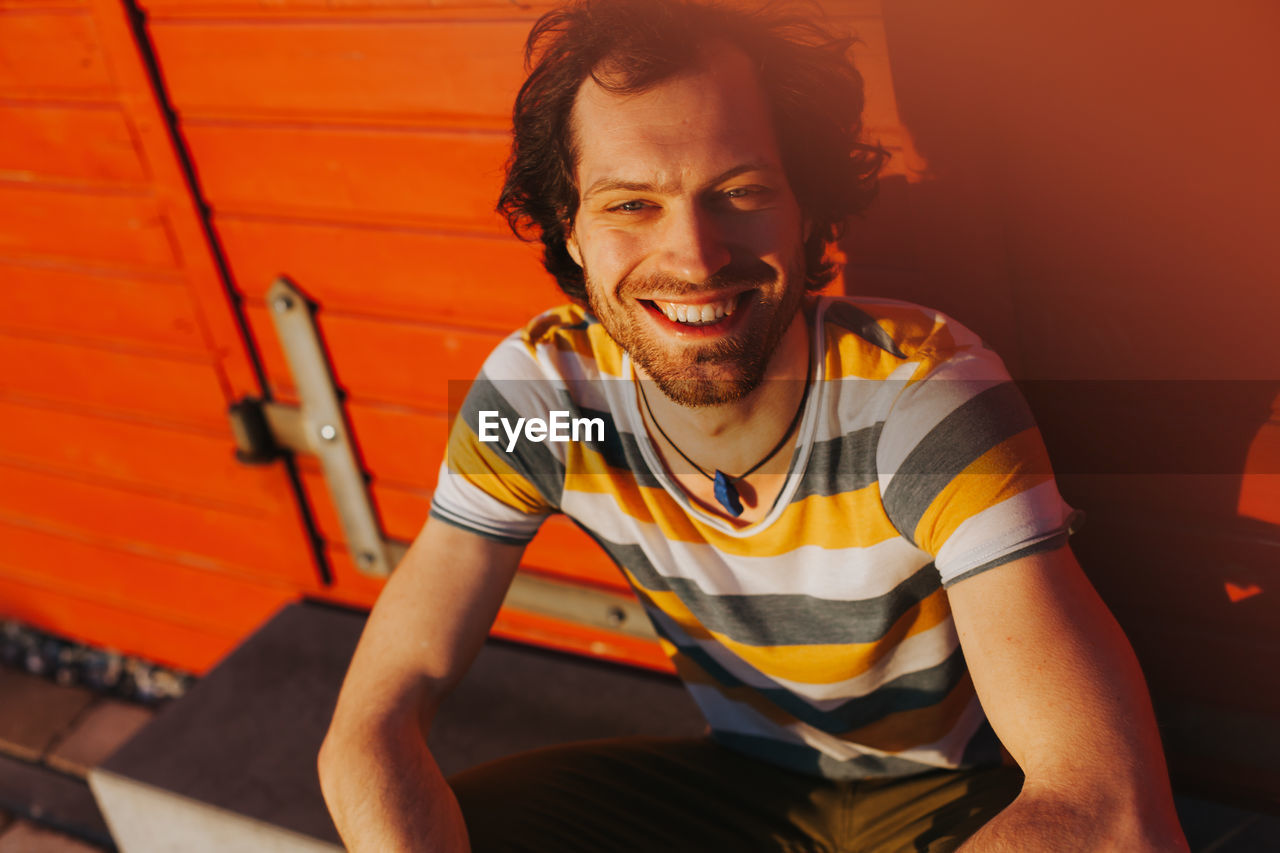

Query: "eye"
(606, 199), (654, 213)
(719, 185), (775, 209)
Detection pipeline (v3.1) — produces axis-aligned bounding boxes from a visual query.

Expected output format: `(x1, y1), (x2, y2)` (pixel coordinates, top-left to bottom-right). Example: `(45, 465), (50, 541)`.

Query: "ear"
(565, 226), (583, 267)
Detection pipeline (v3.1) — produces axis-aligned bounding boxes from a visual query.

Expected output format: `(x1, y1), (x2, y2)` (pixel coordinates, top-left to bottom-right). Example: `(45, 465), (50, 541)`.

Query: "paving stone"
(0, 669), (94, 763)
(47, 700), (153, 779)
(0, 820), (106, 852)
(0, 754), (112, 848)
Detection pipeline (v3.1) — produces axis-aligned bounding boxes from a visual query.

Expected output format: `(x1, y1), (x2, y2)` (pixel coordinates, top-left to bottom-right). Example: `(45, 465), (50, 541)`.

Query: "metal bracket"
(262, 277), (395, 576)
(226, 277), (656, 640)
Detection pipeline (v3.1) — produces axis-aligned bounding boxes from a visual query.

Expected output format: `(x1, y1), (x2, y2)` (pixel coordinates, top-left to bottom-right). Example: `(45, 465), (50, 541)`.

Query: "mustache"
(618, 262), (778, 298)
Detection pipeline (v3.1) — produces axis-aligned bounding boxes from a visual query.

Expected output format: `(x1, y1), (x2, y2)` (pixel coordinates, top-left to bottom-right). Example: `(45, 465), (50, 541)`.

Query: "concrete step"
(89, 601), (704, 852)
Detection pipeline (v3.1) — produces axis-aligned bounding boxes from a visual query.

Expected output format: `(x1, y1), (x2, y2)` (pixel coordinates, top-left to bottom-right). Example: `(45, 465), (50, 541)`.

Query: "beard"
(585, 252), (807, 408)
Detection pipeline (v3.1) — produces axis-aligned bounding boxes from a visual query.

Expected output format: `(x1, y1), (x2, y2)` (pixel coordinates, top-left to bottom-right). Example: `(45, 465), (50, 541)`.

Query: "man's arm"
(947, 545), (1189, 852)
(317, 517), (526, 853)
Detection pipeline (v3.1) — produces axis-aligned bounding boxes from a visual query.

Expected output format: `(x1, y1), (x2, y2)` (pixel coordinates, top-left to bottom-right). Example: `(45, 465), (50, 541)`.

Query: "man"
(318, 1), (1189, 850)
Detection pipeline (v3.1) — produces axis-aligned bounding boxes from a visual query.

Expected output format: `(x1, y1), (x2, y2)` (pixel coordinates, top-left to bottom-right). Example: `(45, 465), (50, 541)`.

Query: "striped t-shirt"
(430, 295), (1078, 780)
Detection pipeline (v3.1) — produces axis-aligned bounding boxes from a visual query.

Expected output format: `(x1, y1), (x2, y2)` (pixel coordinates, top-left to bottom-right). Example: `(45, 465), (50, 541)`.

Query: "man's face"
(565, 45), (808, 407)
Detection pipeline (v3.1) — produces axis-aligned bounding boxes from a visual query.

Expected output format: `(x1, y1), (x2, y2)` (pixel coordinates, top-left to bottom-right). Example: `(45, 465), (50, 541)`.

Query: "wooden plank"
(148, 19), (529, 125)
(141, 0), (555, 13)
(0, 0), (85, 7)
(139, 0), (882, 22)
(83, 0), (264, 402)
(185, 123), (511, 231)
(0, 397), (291, 513)
(296, 465), (630, 593)
(0, 11), (112, 98)
(0, 519), (296, 647)
(522, 516), (630, 594)
(314, 545), (670, 672)
(143, 6), (906, 170)
(244, 302), (501, 411)
(0, 572), (251, 674)
(489, 598), (670, 673)
(217, 215), (553, 333)
(0, 462), (319, 586)
(0, 261), (205, 351)
(293, 455), (430, 538)
(310, 539), (384, 609)
(148, 13), (898, 133)
(0, 0), (85, 8)
(343, 401), (448, 488)
(0, 103), (146, 186)
(0, 184), (180, 269)
(0, 333), (226, 429)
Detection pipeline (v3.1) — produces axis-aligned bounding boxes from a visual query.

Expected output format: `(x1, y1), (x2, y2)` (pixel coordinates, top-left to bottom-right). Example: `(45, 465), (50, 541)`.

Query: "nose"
(656, 203), (732, 284)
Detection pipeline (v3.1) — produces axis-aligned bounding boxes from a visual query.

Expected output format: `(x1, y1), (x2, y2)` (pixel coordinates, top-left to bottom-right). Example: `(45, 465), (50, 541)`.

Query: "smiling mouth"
(645, 294), (741, 327)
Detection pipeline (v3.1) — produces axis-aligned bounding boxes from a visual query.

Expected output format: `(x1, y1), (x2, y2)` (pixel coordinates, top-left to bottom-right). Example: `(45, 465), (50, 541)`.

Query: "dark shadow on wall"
(855, 0), (1280, 807)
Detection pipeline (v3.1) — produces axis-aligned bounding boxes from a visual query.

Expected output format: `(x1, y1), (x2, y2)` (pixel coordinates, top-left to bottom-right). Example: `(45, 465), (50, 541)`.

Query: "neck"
(635, 309), (812, 477)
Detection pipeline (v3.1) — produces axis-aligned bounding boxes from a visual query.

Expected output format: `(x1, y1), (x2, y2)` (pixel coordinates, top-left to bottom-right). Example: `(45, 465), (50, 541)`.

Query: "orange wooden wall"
(0, 0), (322, 672)
(0, 0), (916, 674)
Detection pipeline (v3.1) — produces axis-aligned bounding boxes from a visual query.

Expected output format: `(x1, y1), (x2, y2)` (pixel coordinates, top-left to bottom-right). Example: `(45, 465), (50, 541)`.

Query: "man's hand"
(946, 545), (1189, 852)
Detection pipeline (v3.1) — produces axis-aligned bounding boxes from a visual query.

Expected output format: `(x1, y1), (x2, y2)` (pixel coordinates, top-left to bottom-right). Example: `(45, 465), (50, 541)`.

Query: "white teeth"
(653, 296), (737, 326)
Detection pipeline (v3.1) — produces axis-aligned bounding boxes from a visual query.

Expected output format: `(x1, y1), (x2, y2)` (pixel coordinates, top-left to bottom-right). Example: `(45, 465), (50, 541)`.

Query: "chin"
(635, 352), (765, 407)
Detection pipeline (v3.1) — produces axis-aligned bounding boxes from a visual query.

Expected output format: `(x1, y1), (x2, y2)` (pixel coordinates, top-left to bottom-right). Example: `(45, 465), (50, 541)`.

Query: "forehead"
(569, 45), (783, 192)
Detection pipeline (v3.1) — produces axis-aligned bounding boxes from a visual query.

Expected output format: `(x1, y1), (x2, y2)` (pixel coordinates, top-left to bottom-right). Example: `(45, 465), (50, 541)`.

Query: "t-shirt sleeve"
(876, 345), (1081, 587)
(428, 336), (565, 546)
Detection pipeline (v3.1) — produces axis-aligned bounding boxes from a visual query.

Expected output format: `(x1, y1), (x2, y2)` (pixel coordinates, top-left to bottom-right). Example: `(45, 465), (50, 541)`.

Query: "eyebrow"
(581, 161), (778, 202)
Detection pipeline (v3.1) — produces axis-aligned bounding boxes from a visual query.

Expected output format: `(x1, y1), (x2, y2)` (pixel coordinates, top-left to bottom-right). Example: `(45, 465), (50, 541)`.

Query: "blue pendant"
(713, 470), (744, 517)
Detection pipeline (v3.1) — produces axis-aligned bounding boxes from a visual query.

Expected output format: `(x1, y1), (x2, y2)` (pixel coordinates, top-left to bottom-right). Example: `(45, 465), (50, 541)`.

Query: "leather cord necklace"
(636, 353), (812, 518)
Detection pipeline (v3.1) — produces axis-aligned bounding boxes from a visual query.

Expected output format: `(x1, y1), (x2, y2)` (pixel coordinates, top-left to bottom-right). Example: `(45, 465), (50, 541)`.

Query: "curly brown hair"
(497, 0), (888, 303)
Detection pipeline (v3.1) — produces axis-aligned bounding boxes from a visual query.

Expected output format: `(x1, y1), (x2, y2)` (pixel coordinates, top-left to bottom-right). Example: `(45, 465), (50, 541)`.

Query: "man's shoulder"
(502, 303), (625, 379)
(815, 295), (988, 375)
(519, 303), (593, 347)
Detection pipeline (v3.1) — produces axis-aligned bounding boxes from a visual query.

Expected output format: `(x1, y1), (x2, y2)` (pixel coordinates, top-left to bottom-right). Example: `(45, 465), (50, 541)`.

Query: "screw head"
(273, 295), (295, 312)
(605, 606), (627, 627)
(356, 551), (376, 569)
(318, 424), (338, 441)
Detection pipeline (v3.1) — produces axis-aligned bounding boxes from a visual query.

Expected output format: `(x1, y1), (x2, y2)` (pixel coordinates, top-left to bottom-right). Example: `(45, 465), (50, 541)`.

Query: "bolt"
(357, 551), (376, 569)
(605, 606), (627, 627)
(273, 294), (295, 312)
(318, 424), (338, 441)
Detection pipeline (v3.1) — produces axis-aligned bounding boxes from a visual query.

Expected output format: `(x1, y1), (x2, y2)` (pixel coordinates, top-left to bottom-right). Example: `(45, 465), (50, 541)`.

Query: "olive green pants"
(448, 736), (1022, 853)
